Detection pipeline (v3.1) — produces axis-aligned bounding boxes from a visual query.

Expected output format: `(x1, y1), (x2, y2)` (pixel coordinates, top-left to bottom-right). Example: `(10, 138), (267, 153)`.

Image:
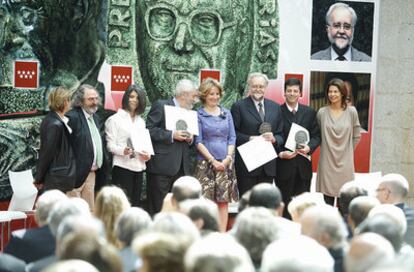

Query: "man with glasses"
(66, 84), (107, 211)
(231, 73), (284, 196)
(311, 2), (371, 61)
(135, 0), (253, 105)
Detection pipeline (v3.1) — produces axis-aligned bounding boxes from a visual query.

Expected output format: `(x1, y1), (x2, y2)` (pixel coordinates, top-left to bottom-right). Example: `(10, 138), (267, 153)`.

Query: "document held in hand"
(237, 137), (277, 172)
(164, 105), (199, 136)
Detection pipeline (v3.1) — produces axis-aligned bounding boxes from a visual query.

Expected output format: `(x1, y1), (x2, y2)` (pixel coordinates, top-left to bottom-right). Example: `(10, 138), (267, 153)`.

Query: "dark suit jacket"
(311, 46), (371, 62)
(66, 107), (107, 188)
(146, 99), (193, 176)
(4, 225), (55, 263)
(34, 111), (76, 192)
(231, 97), (284, 177)
(276, 103), (320, 181)
(396, 203), (414, 247)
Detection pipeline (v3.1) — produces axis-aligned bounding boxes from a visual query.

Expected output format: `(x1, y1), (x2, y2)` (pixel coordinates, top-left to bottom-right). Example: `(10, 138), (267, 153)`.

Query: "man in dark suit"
(4, 190), (66, 263)
(66, 84), (106, 211)
(311, 2), (371, 62)
(146, 79), (199, 215)
(276, 78), (320, 218)
(376, 173), (414, 247)
(231, 73), (284, 197)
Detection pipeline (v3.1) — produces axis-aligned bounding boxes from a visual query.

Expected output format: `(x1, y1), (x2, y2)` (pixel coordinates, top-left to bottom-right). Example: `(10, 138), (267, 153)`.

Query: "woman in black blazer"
(34, 86), (76, 192)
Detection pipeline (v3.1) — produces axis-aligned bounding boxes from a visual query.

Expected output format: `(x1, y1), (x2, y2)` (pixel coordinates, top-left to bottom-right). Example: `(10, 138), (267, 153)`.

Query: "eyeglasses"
(145, 4), (236, 47)
(328, 23), (353, 31)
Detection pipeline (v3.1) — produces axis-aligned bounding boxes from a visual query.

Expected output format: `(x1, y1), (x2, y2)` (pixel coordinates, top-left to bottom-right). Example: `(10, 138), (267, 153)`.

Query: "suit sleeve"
(146, 100), (173, 144)
(231, 101), (251, 145)
(34, 121), (62, 182)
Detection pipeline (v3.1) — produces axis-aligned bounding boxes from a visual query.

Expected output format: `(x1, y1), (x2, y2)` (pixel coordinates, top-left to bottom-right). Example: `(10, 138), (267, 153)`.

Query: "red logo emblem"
(14, 61), (39, 89)
(200, 69), (221, 84)
(111, 65), (133, 91)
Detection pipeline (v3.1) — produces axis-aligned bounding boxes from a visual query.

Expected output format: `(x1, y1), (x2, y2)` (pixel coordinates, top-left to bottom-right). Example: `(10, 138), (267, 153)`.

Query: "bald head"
(345, 233), (395, 272)
(172, 176), (202, 205)
(376, 174), (409, 204)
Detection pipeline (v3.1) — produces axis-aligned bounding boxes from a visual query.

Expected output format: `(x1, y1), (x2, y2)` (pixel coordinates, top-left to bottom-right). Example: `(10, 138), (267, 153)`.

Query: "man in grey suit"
(311, 2), (371, 62)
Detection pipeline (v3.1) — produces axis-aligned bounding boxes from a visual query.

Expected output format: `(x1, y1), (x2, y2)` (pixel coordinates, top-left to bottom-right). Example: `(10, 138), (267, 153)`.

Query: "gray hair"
(115, 207), (152, 246)
(153, 212), (200, 244)
(48, 198), (91, 236)
(233, 207), (279, 267)
(301, 205), (348, 249)
(180, 198), (219, 233)
(261, 235), (334, 272)
(380, 173), (410, 199)
(42, 260), (99, 272)
(326, 2), (357, 27)
(172, 176), (202, 204)
(368, 204), (407, 236)
(173, 79), (197, 97)
(349, 196), (380, 228)
(247, 72), (269, 87)
(35, 190), (67, 226)
(185, 233), (254, 272)
(71, 84), (99, 107)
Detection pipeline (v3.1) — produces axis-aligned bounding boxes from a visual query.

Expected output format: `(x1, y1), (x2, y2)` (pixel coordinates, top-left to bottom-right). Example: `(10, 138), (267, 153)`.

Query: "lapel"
(247, 97), (263, 123)
(263, 99), (275, 123)
(77, 108), (94, 145)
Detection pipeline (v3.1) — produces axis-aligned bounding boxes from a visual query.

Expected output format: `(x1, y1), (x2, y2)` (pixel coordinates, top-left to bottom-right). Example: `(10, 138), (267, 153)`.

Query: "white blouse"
(105, 109), (147, 172)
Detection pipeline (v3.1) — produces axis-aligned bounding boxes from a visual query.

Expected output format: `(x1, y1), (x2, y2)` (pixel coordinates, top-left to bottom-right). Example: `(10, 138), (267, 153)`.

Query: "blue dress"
(194, 107), (238, 202)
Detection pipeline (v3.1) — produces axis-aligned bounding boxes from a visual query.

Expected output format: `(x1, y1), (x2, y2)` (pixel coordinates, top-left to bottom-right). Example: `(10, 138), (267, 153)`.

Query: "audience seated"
(261, 235), (334, 272)
(287, 192), (326, 222)
(59, 231), (122, 272)
(94, 186), (131, 247)
(345, 233), (395, 272)
(25, 198), (90, 272)
(300, 205), (348, 272)
(0, 253), (26, 272)
(232, 207), (279, 269)
(185, 233), (254, 272)
(180, 198), (220, 235)
(376, 173), (414, 247)
(348, 196), (379, 233)
(115, 207), (152, 272)
(4, 190), (67, 263)
(338, 181), (368, 219)
(237, 189), (251, 213)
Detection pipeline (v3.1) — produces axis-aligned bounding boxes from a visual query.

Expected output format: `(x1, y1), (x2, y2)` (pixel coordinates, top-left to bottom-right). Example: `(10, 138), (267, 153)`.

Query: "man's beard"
(328, 32), (353, 50)
(84, 105), (98, 114)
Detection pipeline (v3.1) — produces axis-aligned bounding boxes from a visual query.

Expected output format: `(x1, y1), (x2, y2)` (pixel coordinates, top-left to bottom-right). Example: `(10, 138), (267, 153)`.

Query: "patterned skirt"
(194, 160), (239, 203)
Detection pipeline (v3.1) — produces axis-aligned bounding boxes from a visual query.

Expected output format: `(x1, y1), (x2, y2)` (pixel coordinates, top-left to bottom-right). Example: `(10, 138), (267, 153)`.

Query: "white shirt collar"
(57, 113), (72, 134)
(286, 103), (299, 113)
(331, 46), (352, 61)
(82, 108), (93, 120)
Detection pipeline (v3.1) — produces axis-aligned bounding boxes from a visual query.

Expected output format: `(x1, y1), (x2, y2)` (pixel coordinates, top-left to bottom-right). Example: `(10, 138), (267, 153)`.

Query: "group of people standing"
(33, 72), (361, 226)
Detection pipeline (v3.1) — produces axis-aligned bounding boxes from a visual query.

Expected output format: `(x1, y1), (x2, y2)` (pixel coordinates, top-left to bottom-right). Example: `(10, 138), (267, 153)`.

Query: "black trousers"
(112, 166), (144, 207)
(237, 169), (274, 198)
(276, 166), (311, 219)
(147, 167), (185, 216)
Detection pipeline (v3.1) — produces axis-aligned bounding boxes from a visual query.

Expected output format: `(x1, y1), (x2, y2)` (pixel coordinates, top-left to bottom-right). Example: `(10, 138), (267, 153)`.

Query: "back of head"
(153, 212), (200, 244)
(261, 235), (334, 272)
(249, 183), (282, 210)
(60, 231), (122, 272)
(233, 207), (279, 267)
(48, 198), (90, 236)
(185, 233), (254, 272)
(357, 214), (403, 252)
(238, 190), (251, 213)
(42, 260), (99, 272)
(345, 233), (395, 272)
(115, 207), (152, 247)
(35, 190), (68, 226)
(368, 204), (407, 238)
(349, 196), (380, 229)
(180, 198), (219, 233)
(171, 176), (201, 204)
(287, 192), (326, 222)
(133, 232), (189, 272)
(339, 181), (368, 217)
(94, 186), (131, 245)
(300, 205), (348, 250)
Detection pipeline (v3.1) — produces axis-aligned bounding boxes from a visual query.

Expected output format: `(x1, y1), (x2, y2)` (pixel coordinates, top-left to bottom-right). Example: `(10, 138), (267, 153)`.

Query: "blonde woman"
(34, 86), (75, 193)
(94, 186), (130, 247)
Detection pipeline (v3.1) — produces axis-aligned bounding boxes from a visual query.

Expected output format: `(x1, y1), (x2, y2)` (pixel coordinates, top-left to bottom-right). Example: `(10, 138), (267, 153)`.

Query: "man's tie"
(258, 102), (265, 122)
(336, 55), (346, 61)
(87, 116), (103, 168)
